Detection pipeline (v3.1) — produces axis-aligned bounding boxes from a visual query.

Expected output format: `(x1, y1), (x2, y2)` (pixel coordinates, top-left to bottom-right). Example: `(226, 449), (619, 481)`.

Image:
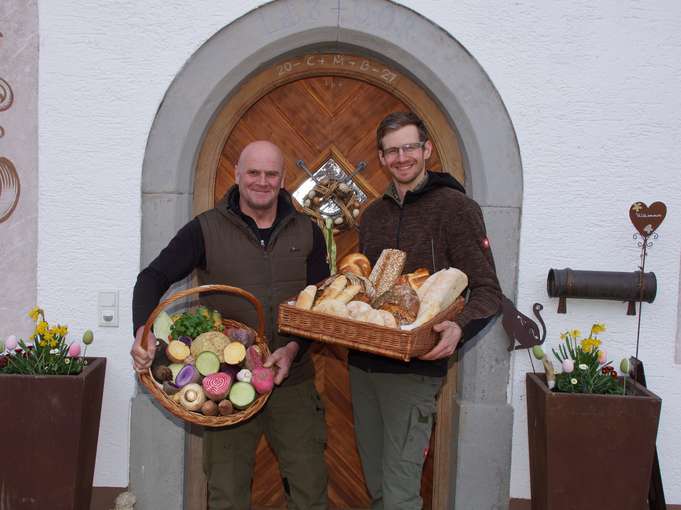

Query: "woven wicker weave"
(278, 296), (465, 361)
(138, 284), (271, 427)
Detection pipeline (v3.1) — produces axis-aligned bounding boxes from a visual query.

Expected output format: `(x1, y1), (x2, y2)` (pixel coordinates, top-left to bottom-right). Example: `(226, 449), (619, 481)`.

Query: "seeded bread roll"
(369, 249), (407, 297)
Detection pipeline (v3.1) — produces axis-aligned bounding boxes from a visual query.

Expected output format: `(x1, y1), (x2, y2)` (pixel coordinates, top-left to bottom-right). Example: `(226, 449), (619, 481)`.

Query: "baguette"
(368, 249), (406, 296)
(294, 285), (317, 310)
(336, 284), (362, 304)
(316, 275), (348, 304)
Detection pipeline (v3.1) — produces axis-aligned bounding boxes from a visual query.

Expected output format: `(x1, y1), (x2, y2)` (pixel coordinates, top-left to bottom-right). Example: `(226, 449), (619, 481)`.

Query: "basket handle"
(140, 284), (266, 351)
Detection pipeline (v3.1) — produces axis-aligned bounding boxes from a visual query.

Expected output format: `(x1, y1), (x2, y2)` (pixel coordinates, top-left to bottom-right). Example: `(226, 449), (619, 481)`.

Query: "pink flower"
(597, 350), (607, 364)
(67, 342), (81, 357)
(562, 359), (574, 373)
(5, 335), (18, 351)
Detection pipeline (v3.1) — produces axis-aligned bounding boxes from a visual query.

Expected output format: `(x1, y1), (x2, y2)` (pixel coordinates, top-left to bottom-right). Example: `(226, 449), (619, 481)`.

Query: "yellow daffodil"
(28, 307), (43, 321)
(570, 329), (581, 339)
(591, 323), (606, 335)
(581, 338), (602, 353)
(36, 321), (48, 336)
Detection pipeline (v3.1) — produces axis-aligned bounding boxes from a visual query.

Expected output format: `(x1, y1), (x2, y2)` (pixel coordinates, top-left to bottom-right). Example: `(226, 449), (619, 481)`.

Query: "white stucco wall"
(38, 0), (681, 501)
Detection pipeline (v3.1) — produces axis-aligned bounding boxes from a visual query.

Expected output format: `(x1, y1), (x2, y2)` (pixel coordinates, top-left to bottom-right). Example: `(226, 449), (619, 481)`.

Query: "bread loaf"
(295, 285), (317, 310)
(407, 268), (430, 290)
(369, 249), (406, 296)
(409, 268), (468, 327)
(338, 253), (372, 277)
(373, 283), (420, 324)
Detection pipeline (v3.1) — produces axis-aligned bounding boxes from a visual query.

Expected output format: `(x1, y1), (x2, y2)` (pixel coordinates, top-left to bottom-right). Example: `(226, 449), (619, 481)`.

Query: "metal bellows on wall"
(547, 268), (657, 315)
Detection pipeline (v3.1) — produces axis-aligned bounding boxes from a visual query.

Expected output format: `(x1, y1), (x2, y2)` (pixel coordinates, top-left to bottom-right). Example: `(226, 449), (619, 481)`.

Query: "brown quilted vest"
(196, 197), (314, 385)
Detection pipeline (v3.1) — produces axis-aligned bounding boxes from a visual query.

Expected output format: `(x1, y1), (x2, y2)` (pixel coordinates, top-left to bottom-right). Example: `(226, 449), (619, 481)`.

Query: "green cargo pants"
(203, 378), (328, 510)
(349, 366), (442, 510)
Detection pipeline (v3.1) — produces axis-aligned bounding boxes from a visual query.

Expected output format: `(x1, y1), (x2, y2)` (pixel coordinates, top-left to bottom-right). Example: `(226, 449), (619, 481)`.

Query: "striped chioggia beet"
(202, 372), (232, 401)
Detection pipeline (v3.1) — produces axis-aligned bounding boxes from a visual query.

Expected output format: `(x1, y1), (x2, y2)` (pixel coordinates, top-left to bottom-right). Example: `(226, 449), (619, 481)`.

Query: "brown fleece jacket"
(350, 171), (501, 376)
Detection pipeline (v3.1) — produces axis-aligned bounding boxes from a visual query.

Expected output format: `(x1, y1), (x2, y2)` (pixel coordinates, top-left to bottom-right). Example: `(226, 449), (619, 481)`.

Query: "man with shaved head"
(132, 141), (330, 509)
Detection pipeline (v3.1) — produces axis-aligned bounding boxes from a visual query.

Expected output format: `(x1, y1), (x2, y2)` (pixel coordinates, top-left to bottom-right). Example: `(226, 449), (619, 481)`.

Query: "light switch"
(98, 290), (119, 327)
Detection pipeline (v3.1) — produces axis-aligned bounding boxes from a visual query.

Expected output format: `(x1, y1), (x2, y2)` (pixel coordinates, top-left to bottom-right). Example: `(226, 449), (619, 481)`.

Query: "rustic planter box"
(0, 357), (106, 510)
(526, 372), (661, 510)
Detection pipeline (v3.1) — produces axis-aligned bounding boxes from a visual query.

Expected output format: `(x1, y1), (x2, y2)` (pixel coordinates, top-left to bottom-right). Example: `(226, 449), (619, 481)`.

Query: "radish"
(245, 345), (274, 394)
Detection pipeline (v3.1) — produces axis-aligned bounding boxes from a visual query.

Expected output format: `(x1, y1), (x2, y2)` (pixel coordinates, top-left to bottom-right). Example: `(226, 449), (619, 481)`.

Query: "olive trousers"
(203, 378), (328, 510)
(349, 366), (442, 510)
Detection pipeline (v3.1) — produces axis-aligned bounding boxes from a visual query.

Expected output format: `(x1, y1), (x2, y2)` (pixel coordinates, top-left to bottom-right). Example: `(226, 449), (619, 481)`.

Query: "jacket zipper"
(396, 205), (404, 249)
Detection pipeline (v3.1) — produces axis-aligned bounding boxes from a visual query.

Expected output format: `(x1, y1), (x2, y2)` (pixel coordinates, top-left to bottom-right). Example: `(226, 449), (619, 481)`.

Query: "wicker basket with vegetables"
(138, 284), (272, 427)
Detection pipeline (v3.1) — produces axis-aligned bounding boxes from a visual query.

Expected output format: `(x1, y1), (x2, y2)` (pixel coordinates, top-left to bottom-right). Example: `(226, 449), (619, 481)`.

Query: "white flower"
(50, 348), (59, 355)
(64, 359), (71, 364)
(571, 378), (578, 385)
(578, 363), (588, 370)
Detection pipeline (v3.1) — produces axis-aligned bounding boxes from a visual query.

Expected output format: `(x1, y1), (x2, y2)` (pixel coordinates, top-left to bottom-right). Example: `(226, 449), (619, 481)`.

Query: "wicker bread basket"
(278, 296), (465, 362)
(138, 284), (271, 427)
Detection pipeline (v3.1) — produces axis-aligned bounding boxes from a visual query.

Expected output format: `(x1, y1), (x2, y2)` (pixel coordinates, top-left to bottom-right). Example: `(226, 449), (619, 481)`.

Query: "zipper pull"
(260, 239), (265, 249)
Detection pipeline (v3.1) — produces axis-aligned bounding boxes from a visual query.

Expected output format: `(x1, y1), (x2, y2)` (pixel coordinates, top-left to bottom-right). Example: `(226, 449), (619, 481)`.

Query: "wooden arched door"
(193, 53), (464, 509)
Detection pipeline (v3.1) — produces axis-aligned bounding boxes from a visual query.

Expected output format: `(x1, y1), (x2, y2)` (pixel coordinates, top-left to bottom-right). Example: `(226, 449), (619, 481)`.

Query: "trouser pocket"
(401, 404), (435, 464)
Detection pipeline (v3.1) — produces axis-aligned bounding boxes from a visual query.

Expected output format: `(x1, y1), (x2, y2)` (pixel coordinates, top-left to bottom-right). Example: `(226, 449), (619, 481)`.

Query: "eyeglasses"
(381, 142), (425, 159)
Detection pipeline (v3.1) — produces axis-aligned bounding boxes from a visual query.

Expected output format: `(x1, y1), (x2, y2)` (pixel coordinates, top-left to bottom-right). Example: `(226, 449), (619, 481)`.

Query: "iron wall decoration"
(293, 153), (368, 233)
(547, 268), (657, 315)
(630, 201), (666, 242)
(501, 295), (546, 351)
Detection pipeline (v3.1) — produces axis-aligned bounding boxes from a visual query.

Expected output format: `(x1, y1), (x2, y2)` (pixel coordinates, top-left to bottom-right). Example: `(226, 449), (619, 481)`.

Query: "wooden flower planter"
(526, 372), (661, 510)
(0, 357), (106, 510)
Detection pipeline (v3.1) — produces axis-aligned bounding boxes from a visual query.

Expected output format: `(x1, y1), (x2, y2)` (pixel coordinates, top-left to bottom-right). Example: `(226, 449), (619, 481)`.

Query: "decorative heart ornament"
(629, 201), (667, 237)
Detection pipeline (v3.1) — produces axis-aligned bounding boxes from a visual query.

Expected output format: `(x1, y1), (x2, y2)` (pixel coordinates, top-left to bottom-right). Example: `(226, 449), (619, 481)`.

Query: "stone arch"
(135, 1), (521, 508)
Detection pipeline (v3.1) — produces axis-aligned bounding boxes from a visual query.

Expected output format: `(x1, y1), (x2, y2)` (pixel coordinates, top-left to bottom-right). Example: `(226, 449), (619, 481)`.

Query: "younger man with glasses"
(349, 111), (501, 509)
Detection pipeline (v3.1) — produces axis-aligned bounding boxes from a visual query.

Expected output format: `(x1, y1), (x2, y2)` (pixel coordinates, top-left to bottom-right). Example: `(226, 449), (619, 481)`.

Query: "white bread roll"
(346, 300), (373, 319)
(378, 309), (398, 328)
(313, 299), (349, 318)
(295, 285), (317, 310)
(356, 308), (385, 326)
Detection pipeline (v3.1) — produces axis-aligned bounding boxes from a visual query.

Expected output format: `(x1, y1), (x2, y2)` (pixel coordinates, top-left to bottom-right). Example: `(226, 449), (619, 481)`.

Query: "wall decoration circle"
(0, 78), (14, 112)
(0, 156), (20, 222)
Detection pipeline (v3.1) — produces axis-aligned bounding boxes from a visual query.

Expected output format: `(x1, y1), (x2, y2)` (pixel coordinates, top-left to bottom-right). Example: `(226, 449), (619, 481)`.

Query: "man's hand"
(418, 320), (463, 360)
(131, 326), (157, 373)
(264, 341), (300, 385)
